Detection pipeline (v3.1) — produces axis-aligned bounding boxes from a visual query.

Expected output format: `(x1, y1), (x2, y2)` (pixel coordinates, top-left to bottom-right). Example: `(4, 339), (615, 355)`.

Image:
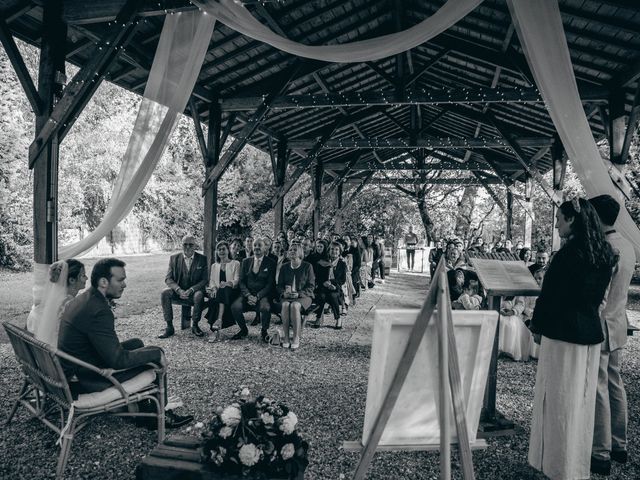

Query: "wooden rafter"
(287, 136), (553, 150)
(0, 17), (41, 115)
(219, 86), (608, 111)
(339, 172), (375, 213)
(28, 0), (143, 167)
(202, 60), (302, 192)
(345, 177), (499, 185)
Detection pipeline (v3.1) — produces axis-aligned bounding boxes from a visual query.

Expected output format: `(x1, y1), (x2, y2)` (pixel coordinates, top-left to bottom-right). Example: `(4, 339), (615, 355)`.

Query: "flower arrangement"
(200, 387), (309, 479)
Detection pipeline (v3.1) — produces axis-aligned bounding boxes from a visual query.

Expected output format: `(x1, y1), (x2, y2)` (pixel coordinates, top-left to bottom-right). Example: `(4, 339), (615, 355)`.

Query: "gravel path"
(1, 273), (639, 479)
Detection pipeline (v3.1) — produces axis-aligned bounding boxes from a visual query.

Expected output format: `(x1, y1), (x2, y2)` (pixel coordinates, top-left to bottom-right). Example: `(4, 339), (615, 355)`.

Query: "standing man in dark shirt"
(58, 257), (192, 427)
(231, 238), (276, 342)
(159, 235), (208, 338)
(404, 226), (419, 271)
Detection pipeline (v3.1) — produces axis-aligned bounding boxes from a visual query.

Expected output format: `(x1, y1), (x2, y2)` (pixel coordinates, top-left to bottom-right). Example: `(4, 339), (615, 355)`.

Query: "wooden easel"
(349, 258), (476, 480)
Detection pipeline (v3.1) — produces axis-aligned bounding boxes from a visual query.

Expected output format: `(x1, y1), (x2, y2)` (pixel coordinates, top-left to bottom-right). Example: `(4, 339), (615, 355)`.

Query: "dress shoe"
(290, 341), (300, 350)
(158, 327), (175, 339)
(231, 329), (248, 340)
(611, 450), (628, 464)
(166, 410), (194, 429)
(261, 331), (270, 343)
(334, 317), (343, 330)
(180, 321), (190, 330)
(251, 316), (260, 326)
(191, 324), (205, 337)
(590, 457), (611, 476)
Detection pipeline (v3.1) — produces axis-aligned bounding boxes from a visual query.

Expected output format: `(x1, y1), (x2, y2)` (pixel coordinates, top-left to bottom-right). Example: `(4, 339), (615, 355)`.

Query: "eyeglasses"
(183, 243), (195, 247)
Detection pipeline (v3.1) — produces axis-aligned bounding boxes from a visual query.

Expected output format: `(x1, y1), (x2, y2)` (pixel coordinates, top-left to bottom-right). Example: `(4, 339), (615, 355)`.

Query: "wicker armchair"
(3, 322), (166, 479)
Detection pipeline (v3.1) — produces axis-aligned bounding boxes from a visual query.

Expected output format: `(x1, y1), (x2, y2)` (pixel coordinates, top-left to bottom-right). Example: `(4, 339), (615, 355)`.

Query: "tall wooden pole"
(313, 163), (323, 239)
(204, 101), (221, 265)
(33, 0), (66, 264)
(505, 190), (513, 240)
(273, 140), (288, 237)
(523, 176), (533, 247)
(334, 182), (344, 234)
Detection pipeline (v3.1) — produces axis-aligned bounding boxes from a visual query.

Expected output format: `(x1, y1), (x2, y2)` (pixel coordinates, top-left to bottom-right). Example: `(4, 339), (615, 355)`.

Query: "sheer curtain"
(59, 11), (216, 259)
(507, 0), (640, 258)
(193, 0), (483, 63)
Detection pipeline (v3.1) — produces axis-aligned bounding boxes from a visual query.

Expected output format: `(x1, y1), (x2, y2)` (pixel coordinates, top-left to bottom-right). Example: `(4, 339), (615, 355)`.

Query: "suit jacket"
(239, 255), (276, 300)
(165, 251), (208, 293)
(277, 261), (316, 300)
(315, 258), (347, 292)
(602, 232), (635, 351)
(208, 260), (241, 289)
(58, 288), (162, 379)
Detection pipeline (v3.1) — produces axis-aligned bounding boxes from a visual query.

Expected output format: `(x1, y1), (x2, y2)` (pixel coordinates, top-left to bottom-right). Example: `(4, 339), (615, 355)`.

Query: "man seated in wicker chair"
(58, 257), (193, 428)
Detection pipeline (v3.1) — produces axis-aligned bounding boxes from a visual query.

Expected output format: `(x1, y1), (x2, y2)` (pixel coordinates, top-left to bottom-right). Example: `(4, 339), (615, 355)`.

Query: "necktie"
(185, 256), (192, 271)
(253, 258), (261, 274)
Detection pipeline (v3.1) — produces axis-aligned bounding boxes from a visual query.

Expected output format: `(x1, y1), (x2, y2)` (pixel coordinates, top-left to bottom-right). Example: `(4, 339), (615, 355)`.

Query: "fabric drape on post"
(59, 11), (215, 258)
(507, 0), (640, 259)
(192, 0), (482, 63)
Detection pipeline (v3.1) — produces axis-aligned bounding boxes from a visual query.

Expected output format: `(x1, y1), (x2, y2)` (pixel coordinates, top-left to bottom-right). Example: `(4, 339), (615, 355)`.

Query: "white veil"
(31, 261), (69, 347)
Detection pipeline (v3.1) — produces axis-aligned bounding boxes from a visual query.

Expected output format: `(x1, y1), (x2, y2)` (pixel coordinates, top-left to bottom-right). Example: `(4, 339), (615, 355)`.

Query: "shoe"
(191, 324), (204, 337)
(335, 318), (343, 330)
(231, 329), (248, 340)
(251, 316), (260, 326)
(158, 327), (175, 339)
(209, 324), (220, 333)
(281, 342), (290, 349)
(165, 410), (194, 429)
(291, 341), (300, 350)
(261, 331), (270, 343)
(611, 450), (628, 464)
(180, 321), (190, 330)
(590, 457), (611, 476)
(312, 316), (322, 328)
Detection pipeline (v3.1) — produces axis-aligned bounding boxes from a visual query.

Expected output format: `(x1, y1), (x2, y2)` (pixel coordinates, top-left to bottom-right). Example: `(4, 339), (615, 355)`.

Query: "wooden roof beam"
(60, 0), (195, 25)
(202, 60), (302, 191)
(28, 0), (143, 167)
(287, 136), (553, 150)
(219, 86), (608, 111)
(339, 172), (375, 213)
(0, 17), (42, 115)
(345, 177), (498, 185)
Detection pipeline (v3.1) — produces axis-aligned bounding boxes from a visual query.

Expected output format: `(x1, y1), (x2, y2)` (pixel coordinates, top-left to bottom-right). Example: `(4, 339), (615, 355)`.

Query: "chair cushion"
(74, 369), (157, 409)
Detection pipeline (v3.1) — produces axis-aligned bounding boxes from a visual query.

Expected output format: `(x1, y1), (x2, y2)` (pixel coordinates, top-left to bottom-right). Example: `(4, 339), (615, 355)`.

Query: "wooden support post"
(523, 176), (533, 248)
(505, 191), (513, 240)
(609, 89), (627, 165)
(33, 0), (66, 264)
(273, 140), (288, 237)
(204, 101), (221, 265)
(313, 163), (323, 239)
(334, 183), (344, 234)
(551, 140), (566, 252)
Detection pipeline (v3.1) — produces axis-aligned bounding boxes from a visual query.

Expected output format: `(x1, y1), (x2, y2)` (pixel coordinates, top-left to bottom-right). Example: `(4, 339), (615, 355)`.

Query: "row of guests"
(159, 233), (385, 350)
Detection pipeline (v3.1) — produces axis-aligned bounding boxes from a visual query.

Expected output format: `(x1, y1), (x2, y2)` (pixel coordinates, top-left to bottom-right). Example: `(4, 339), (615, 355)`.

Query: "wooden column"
(33, 0), (66, 264)
(551, 139), (566, 252)
(273, 140), (288, 237)
(312, 163), (323, 239)
(609, 89), (627, 165)
(523, 176), (533, 247)
(204, 101), (221, 265)
(334, 182), (344, 234)
(505, 190), (513, 240)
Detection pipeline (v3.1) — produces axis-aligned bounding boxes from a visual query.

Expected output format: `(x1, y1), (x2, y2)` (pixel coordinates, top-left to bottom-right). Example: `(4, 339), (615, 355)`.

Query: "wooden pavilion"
(1, 0), (639, 264)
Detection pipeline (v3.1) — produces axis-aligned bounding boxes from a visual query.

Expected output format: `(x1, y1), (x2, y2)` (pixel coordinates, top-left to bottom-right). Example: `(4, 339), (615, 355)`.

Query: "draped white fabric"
(507, 0), (640, 259)
(59, 11), (216, 259)
(193, 0), (483, 63)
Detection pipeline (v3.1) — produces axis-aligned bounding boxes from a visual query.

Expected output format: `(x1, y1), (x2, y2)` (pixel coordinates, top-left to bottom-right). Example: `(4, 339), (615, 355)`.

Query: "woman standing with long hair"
(528, 197), (617, 480)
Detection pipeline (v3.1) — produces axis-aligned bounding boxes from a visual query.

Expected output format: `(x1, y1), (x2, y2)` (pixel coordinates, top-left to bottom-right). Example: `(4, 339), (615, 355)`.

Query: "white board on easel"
(361, 309), (498, 447)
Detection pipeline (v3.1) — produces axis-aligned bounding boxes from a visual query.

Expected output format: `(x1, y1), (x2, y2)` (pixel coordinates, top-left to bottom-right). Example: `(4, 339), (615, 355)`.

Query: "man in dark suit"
(58, 258), (192, 427)
(159, 235), (208, 338)
(528, 250), (549, 276)
(231, 238), (276, 342)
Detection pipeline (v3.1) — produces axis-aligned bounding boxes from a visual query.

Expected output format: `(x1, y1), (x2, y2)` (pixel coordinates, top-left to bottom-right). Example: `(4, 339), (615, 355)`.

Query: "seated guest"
(361, 236), (374, 289)
(263, 236), (277, 262)
(519, 247), (532, 265)
(302, 238), (314, 262)
(452, 281), (482, 310)
(447, 268), (466, 301)
(273, 239), (289, 283)
(58, 258), (192, 427)
(31, 258), (87, 347)
(308, 239), (328, 272)
(276, 230), (287, 244)
(231, 238), (276, 342)
(230, 238), (244, 261)
(528, 250), (549, 275)
(444, 244), (466, 271)
(429, 239), (445, 276)
(206, 241), (240, 336)
(159, 235), (207, 339)
(346, 235), (362, 300)
(313, 242), (347, 329)
(277, 244), (315, 350)
(239, 235), (254, 260)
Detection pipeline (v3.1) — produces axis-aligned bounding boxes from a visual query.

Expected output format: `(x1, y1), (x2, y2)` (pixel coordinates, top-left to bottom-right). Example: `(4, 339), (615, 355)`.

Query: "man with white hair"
(159, 235), (208, 338)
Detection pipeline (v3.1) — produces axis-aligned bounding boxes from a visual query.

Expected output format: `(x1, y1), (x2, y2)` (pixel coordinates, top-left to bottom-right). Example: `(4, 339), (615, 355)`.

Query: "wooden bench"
(3, 322), (167, 479)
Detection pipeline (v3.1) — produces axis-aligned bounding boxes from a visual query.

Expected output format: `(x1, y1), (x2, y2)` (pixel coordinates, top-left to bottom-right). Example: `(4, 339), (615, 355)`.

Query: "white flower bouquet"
(200, 387), (309, 479)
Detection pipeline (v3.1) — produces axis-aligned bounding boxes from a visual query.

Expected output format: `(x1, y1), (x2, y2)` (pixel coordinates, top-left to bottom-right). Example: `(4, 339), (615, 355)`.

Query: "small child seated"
(452, 281), (482, 310)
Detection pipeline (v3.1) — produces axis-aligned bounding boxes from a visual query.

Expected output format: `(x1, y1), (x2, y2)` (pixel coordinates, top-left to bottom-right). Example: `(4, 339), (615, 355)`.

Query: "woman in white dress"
(32, 259), (87, 346)
(206, 241), (240, 334)
(528, 198), (617, 480)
